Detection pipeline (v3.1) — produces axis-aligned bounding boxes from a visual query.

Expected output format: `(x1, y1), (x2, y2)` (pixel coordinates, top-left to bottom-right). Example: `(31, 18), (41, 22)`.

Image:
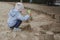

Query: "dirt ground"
(0, 2), (60, 40)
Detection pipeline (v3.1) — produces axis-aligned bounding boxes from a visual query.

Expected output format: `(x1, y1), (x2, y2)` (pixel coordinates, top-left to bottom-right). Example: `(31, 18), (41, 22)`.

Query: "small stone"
(54, 34), (60, 40)
(46, 31), (54, 35)
(34, 33), (40, 36)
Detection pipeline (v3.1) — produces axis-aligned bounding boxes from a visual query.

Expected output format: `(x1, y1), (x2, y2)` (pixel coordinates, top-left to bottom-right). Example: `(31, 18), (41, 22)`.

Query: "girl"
(7, 2), (30, 31)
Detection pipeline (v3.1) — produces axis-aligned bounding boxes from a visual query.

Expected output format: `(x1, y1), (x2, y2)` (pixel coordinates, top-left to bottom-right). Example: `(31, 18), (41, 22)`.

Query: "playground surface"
(0, 2), (60, 40)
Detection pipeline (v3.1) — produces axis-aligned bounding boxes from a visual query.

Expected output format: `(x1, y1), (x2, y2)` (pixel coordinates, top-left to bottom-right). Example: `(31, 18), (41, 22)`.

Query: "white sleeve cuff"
(24, 15), (30, 21)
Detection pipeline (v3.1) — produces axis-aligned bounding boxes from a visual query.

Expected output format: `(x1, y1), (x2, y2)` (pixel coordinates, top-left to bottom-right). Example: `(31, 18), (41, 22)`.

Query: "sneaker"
(13, 28), (21, 32)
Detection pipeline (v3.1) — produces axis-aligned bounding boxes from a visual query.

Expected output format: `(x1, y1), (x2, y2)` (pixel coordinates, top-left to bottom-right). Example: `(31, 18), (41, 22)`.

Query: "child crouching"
(7, 2), (30, 31)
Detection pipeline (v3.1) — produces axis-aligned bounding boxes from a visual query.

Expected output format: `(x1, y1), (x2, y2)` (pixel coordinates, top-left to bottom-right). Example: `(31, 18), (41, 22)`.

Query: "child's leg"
(9, 20), (22, 31)
(14, 19), (22, 28)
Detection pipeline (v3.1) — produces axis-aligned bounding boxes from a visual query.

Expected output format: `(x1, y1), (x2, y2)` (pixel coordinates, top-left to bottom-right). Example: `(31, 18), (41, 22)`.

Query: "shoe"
(13, 28), (21, 32)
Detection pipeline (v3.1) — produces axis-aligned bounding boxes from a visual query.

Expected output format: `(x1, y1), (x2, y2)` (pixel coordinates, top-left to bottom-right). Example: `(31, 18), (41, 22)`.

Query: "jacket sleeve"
(17, 12), (30, 21)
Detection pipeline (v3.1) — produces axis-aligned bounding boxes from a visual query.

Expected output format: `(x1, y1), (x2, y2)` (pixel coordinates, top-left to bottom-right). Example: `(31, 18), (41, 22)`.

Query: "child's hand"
(27, 9), (32, 20)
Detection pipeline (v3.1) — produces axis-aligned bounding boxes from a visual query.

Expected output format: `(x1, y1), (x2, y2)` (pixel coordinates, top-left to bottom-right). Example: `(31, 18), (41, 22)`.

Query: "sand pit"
(0, 2), (60, 40)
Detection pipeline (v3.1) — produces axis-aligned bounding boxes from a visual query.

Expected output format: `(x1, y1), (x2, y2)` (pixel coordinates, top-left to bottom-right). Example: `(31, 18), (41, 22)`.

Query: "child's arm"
(17, 12), (30, 21)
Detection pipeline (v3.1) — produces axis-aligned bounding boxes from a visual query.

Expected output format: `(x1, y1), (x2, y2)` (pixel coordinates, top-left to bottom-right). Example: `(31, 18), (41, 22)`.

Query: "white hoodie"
(7, 3), (30, 27)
